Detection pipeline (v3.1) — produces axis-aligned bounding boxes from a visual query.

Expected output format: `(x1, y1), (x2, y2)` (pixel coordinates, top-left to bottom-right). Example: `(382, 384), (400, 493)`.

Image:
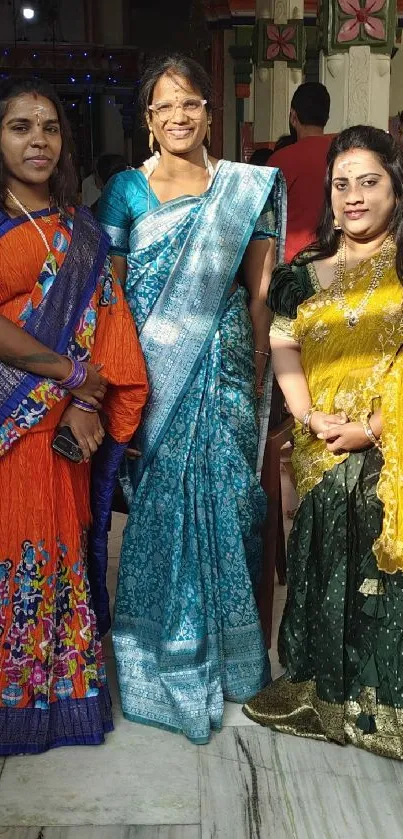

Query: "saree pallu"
(244, 255), (403, 760)
(113, 161), (286, 743)
(0, 209), (147, 754)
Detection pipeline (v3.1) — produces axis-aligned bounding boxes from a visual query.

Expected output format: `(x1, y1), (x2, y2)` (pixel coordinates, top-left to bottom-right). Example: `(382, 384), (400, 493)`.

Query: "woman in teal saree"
(98, 54), (286, 743)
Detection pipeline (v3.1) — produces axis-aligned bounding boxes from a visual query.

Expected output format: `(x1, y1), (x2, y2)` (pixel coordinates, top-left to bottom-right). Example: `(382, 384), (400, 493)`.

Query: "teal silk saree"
(98, 160), (286, 743)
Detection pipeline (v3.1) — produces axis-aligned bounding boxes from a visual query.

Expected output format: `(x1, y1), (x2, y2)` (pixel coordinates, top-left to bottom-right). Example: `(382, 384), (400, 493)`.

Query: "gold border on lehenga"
(359, 578), (386, 596)
(243, 675), (403, 760)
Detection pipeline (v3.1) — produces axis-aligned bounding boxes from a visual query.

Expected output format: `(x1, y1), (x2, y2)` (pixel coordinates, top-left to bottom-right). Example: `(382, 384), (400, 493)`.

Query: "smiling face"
(146, 72), (209, 157)
(0, 92), (62, 189)
(331, 148), (396, 242)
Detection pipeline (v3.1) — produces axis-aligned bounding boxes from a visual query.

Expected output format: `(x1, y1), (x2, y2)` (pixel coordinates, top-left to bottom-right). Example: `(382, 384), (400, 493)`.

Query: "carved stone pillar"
(254, 0), (305, 143)
(319, 0), (397, 131)
(211, 29), (225, 159)
(229, 25), (254, 158)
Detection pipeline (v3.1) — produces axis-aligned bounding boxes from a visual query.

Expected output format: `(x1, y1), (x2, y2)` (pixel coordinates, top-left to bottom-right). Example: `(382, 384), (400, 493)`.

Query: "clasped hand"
(70, 363), (107, 409)
(311, 411), (370, 453)
(60, 405), (105, 462)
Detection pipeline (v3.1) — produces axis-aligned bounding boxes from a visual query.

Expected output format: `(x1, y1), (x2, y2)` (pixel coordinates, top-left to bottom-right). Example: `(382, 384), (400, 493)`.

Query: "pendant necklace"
(6, 188), (55, 225)
(334, 234), (395, 328)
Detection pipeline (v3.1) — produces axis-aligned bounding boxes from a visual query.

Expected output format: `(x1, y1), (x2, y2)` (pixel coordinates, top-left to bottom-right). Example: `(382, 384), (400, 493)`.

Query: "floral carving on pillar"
(319, 0), (397, 53)
(266, 24), (298, 59)
(337, 0), (386, 41)
(254, 18), (305, 68)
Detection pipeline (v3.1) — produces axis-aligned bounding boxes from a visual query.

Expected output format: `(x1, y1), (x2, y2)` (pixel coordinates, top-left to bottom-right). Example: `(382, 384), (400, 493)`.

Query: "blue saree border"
(0, 684), (113, 755)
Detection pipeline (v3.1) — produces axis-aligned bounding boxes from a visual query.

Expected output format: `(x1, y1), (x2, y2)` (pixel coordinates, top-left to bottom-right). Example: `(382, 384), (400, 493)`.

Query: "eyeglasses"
(148, 98), (207, 121)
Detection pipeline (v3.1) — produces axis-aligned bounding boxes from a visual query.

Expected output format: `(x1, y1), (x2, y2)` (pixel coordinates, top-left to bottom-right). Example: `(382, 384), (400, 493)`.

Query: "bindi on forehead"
(152, 74), (198, 101)
(334, 150), (382, 174)
(7, 94), (57, 122)
(335, 157), (367, 173)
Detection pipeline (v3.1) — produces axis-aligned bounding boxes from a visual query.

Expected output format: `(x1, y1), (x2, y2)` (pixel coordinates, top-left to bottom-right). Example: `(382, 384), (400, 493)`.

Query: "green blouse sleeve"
(268, 262), (315, 318)
(251, 194), (278, 240)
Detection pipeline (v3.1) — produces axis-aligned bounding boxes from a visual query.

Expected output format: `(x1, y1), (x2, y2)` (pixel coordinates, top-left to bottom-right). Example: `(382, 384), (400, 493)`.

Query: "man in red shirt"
(270, 82), (334, 263)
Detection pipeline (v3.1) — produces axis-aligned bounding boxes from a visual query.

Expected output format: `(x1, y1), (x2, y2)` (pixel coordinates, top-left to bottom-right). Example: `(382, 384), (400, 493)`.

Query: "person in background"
(273, 134), (295, 152)
(270, 82), (333, 262)
(81, 170), (100, 208)
(91, 153), (127, 214)
(249, 147), (273, 166)
(0, 77), (148, 754)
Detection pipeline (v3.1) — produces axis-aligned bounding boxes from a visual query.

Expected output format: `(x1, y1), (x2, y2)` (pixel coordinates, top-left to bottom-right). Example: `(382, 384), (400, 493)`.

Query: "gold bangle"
(301, 406), (316, 435)
(362, 417), (382, 449)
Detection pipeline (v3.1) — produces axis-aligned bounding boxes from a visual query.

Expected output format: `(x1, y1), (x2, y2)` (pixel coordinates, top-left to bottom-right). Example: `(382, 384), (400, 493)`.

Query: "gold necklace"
(334, 234), (395, 328)
(6, 189), (55, 224)
(6, 189), (51, 252)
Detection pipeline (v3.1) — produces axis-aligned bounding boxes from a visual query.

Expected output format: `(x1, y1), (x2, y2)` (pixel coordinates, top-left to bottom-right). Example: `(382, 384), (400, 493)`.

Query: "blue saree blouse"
(98, 166), (278, 257)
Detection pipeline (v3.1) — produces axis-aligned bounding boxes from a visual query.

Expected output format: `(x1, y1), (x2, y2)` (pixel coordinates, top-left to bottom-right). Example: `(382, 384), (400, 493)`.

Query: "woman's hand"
(60, 405), (105, 461)
(310, 410), (348, 436)
(317, 421), (371, 453)
(69, 363), (108, 409)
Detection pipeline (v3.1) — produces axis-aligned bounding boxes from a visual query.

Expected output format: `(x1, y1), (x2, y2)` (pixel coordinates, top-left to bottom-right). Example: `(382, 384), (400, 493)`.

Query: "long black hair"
(0, 77), (78, 211)
(138, 53), (213, 121)
(296, 125), (403, 280)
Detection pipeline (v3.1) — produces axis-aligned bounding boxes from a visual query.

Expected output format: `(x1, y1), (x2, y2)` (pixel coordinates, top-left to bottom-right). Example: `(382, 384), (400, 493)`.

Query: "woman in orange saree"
(0, 78), (148, 754)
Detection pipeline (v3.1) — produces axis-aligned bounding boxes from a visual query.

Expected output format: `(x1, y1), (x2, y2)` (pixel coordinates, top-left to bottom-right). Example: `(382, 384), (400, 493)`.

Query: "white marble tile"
(0, 699), (199, 827)
(0, 830), (200, 839)
(199, 732), (403, 839)
(44, 828), (200, 838)
(223, 702), (257, 728)
(201, 725), (398, 783)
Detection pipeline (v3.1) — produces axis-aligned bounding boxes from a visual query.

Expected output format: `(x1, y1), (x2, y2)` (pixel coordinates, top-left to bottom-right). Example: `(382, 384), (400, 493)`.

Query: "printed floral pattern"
(0, 532), (105, 710)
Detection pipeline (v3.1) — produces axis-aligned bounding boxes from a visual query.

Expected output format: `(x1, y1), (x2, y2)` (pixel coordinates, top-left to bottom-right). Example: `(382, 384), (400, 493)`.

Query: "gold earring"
(333, 217), (341, 230)
(149, 129), (154, 154)
(206, 122), (212, 146)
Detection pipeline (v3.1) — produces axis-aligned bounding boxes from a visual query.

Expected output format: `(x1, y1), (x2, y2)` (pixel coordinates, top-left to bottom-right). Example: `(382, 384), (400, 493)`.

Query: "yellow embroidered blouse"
(270, 253), (403, 574)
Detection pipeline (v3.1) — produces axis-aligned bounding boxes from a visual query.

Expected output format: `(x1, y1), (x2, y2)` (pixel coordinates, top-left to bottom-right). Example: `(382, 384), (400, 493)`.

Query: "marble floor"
(1, 480), (403, 838)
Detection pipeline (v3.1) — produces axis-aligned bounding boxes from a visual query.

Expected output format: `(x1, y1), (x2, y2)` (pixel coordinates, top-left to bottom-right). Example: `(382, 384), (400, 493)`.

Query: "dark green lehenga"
(244, 448), (403, 760)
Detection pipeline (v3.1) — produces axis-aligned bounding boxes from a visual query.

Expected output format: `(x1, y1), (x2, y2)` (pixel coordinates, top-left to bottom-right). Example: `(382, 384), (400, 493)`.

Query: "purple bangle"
(60, 358), (87, 391)
(71, 397), (97, 414)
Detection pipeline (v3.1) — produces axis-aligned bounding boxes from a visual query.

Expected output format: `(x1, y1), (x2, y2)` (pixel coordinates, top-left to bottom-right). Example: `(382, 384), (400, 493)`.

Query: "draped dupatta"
(0, 207), (110, 455)
(123, 160), (285, 488)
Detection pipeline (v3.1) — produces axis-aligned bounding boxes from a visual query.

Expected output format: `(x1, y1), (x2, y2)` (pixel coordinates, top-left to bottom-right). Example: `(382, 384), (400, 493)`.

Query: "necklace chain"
(143, 149), (215, 212)
(334, 234), (395, 328)
(6, 189), (52, 252)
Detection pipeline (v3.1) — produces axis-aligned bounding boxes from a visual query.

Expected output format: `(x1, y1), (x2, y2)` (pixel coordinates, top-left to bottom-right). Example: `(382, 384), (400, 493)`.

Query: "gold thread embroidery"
(291, 262), (403, 506)
(359, 579), (386, 596)
(270, 314), (298, 342)
(244, 676), (403, 760)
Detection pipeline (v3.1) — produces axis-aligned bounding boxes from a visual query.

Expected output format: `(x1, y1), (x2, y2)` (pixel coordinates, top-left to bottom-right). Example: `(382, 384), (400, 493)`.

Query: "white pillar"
(254, 0), (303, 143)
(390, 44), (403, 117)
(320, 47), (391, 132)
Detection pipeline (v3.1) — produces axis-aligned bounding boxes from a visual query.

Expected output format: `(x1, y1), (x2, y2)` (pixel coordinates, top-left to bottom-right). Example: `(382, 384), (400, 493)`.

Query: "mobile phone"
(52, 426), (84, 463)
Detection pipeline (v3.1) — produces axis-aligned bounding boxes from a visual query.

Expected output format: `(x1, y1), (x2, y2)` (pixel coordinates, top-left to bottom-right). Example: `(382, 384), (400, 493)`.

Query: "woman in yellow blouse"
(244, 125), (403, 760)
